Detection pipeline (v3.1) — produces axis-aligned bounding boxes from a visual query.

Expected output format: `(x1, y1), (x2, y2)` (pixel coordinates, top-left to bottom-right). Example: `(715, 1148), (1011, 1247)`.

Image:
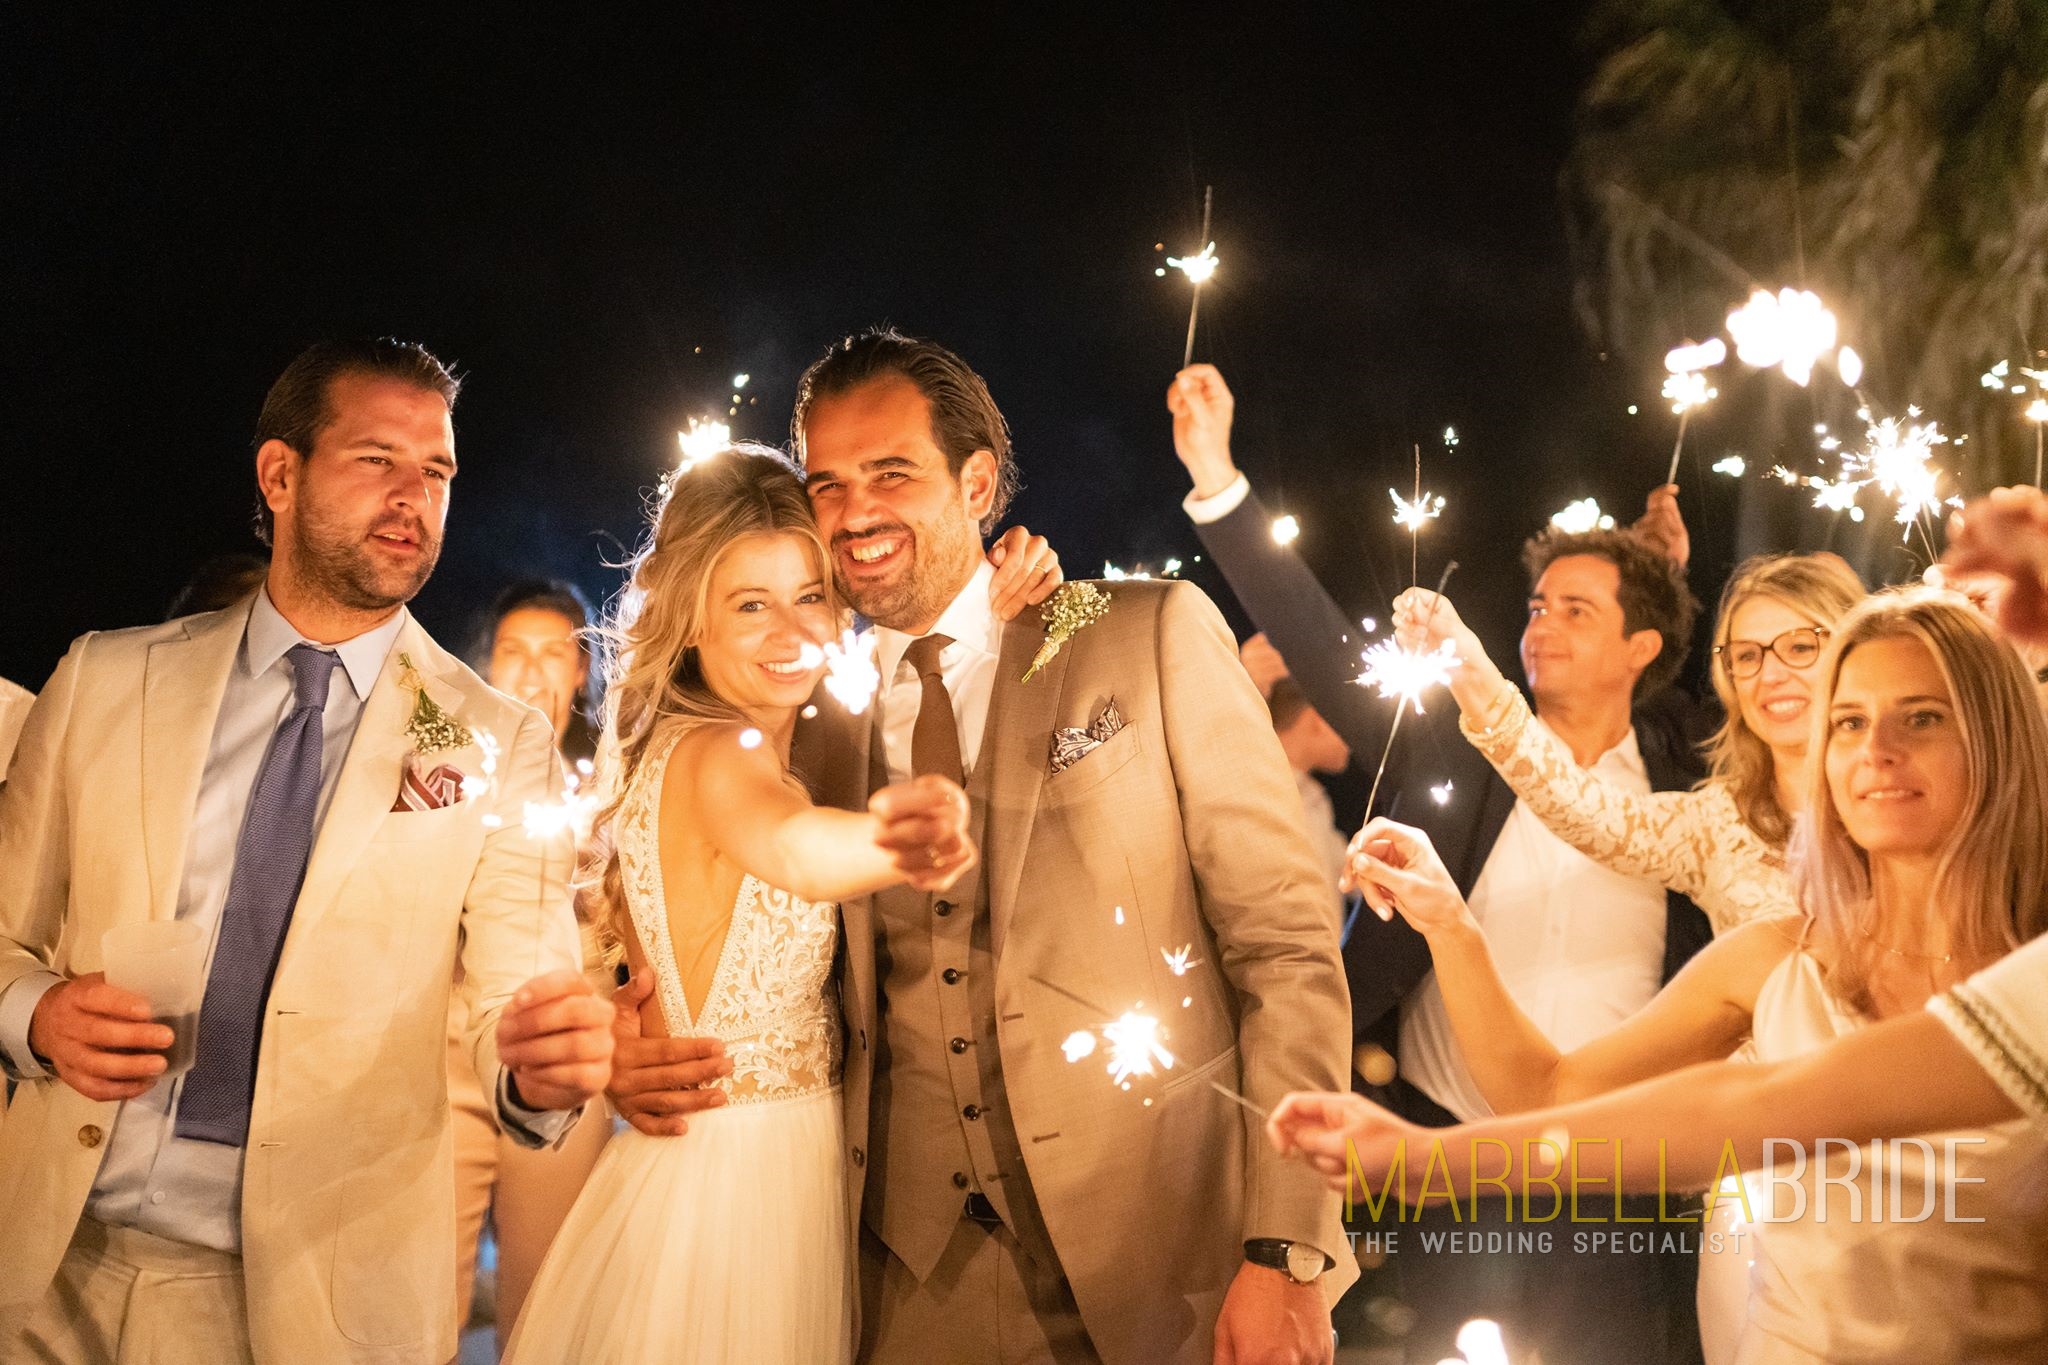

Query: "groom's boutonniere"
(1022, 582), (1111, 683)
(393, 652), (476, 812)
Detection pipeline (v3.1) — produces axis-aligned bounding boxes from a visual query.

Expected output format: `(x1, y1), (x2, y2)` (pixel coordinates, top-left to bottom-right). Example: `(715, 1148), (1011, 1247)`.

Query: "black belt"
(963, 1192), (1002, 1228)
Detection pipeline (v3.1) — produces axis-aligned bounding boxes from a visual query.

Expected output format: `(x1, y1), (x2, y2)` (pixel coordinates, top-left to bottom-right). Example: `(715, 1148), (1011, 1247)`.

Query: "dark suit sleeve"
(1192, 483), (1391, 758)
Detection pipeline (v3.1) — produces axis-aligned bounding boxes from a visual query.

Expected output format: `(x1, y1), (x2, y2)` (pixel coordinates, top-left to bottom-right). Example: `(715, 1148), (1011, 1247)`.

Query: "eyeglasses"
(1713, 626), (1829, 679)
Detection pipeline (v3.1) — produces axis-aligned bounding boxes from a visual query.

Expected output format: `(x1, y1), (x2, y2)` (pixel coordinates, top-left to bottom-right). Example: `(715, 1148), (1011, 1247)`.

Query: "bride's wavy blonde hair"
(1792, 587), (2048, 1015)
(581, 444), (836, 959)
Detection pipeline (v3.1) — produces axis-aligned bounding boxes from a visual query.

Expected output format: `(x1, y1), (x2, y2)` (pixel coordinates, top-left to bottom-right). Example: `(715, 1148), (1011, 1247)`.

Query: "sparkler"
(1712, 455), (1747, 478)
(795, 628), (882, 715)
(1726, 287), (1837, 386)
(1031, 971), (1266, 1116)
(1269, 515), (1300, 545)
(1549, 498), (1615, 533)
(1453, 1319), (1510, 1365)
(1359, 561), (1461, 819)
(1160, 944), (1200, 976)
(1389, 487), (1447, 533)
(1162, 186), (1217, 368)
(2028, 398), (2048, 487)
(1662, 337), (1726, 483)
(673, 417), (733, 478)
(1357, 638), (1460, 716)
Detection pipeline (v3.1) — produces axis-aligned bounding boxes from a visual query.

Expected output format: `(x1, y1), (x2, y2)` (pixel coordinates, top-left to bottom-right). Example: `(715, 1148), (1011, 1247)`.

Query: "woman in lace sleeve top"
(1390, 553), (1866, 934)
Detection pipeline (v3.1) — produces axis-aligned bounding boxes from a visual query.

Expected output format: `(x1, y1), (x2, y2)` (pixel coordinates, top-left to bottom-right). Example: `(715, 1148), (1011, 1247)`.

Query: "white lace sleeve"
(1458, 687), (1785, 933)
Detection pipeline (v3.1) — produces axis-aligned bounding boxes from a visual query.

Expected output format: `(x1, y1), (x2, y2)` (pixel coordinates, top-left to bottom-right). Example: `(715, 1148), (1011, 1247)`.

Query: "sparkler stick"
(1362, 560), (1460, 818)
(1178, 186), (1215, 368)
(2028, 399), (2048, 488)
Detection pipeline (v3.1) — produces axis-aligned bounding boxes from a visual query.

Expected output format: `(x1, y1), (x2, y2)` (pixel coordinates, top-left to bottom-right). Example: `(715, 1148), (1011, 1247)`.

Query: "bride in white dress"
(504, 445), (977, 1365)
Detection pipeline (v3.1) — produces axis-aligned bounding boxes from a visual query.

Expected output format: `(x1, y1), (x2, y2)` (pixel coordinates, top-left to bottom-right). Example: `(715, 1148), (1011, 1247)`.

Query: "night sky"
(4, 5), (1749, 697)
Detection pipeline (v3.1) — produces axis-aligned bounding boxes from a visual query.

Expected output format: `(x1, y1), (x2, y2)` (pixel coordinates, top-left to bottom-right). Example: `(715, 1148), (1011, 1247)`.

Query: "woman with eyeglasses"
(1389, 553), (1866, 934)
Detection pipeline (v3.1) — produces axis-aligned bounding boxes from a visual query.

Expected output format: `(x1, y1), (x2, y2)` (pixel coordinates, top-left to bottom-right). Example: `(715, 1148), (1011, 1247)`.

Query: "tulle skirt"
(502, 1085), (852, 1364)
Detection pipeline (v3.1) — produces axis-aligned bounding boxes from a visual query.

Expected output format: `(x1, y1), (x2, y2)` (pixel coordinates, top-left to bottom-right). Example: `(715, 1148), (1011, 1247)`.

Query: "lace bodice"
(1462, 687), (1788, 934)
(616, 728), (842, 1103)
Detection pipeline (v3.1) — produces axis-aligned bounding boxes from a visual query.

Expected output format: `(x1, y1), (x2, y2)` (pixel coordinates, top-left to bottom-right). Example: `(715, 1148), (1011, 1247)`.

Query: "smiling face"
(1724, 595), (1830, 755)
(799, 374), (995, 633)
(1823, 634), (1970, 863)
(489, 606), (586, 741)
(1520, 553), (1660, 709)
(261, 371), (454, 613)
(692, 532), (835, 716)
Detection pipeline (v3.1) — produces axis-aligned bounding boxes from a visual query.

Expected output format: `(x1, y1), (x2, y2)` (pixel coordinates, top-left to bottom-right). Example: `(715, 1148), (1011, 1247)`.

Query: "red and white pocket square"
(392, 760), (466, 812)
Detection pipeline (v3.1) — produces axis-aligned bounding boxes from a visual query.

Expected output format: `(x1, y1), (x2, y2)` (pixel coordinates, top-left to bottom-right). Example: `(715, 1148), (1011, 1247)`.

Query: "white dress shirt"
(1293, 769), (1349, 915)
(1182, 472), (1252, 525)
(872, 559), (1001, 784)
(1398, 719), (1669, 1121)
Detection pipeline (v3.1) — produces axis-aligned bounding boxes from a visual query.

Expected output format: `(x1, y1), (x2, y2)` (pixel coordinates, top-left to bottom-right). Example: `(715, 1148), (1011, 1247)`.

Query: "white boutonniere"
(1022, 583), (1111, 683)
(398, 652), (473, 755)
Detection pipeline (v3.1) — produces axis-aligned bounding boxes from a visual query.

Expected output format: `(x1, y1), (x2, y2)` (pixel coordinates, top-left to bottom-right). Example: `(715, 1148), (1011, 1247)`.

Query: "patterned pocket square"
(392, 760), (466, 813)
(1049, 700), (1126, 775)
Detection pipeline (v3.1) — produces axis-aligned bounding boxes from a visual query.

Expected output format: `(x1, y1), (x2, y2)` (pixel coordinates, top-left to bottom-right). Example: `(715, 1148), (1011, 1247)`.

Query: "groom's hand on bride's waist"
(606, 968), (732, 1136)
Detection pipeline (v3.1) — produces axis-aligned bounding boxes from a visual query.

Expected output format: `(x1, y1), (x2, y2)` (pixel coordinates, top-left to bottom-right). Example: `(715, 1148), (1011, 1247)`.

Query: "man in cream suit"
(614, 329), (1355, 1365)
(0, 339), (614, 1364)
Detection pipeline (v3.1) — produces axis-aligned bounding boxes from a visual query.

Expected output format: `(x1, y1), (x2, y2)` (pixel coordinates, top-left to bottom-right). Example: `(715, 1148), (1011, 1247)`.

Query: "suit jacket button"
(950, 1037), (969, 1054)
(942, 968), (961, 984)
(952, 1171), (970, 1189)
(934, 900), (955, 918)
(852, 1146), (865, 1167)
(962, 1104), (982, 1121)
(77, 1125), (103, 1149)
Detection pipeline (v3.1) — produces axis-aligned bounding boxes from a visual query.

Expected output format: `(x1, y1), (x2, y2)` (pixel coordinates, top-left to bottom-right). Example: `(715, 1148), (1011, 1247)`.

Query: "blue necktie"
(175, 643), (342, 1146)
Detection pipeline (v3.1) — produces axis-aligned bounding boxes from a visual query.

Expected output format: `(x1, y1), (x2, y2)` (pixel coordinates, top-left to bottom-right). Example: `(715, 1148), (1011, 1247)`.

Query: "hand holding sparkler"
(1389, 585), (1510, 721)
(869, 774), (977, 893)
(496, 969), (616, 1113)
(1628, 483), (1689, 569)
(1942, 486), (2048, 646)
(1266, 1089), (1425, 1198)
(1340, 817), (1474, 934)
(1166, 363), (1240, 500)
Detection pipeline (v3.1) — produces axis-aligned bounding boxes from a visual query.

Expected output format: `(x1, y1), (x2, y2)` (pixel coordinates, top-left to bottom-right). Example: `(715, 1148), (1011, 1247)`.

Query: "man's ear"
(1625, 627), (1665, 678)
(958, 448), (998, 524)
(255, 439), (300, 529)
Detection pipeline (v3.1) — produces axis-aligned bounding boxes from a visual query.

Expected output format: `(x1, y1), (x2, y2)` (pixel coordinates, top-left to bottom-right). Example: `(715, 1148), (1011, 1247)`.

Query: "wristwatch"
(1243, 1238), (1330, 1285)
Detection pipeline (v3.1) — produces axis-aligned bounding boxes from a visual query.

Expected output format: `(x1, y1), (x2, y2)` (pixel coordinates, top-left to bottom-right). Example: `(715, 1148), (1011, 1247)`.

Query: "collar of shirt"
(1525, 711), (1648, 783)
(243, 587), (408, 701)
(873, 558), (1000, 680)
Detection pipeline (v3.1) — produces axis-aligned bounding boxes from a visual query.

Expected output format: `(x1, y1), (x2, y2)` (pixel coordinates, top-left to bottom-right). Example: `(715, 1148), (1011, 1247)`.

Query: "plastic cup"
(101, 920), (208, 1077)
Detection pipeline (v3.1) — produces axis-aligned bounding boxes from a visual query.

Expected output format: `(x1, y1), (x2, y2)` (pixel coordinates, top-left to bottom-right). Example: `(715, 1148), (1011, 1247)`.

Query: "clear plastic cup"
(101, 920), (208, 1076)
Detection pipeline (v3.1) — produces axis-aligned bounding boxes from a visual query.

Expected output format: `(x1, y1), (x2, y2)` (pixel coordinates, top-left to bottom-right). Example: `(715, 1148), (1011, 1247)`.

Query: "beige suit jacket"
(0, 601), (580, 1364)
(801, 578), (1357, 1365)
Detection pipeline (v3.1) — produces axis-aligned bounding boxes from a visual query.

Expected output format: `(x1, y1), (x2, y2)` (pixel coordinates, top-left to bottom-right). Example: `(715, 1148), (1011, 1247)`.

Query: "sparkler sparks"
(794, 628), (882, 715)
(1712, 455), (1747, 478)
(1390, 487), (1447, 532)
(1061, 1031), (1098, 1064)
(1102, 1010), (1176, 1086)
(1726, 287), (1838, 386)
(1270, 515), (1301, 545)
(1160, 945), (1200, 976)
(1429, 781), (1454, 806)
(1164, 242), (1218, 286)
(1663, 337), (1727, 374)
(1357, 638), (1460, 716)
(674, 417), (733, 474)
(1360, 561), (1460, 818)
(1662, 370), (1717, 415)
(1836, 347), (1864, 388)
(1549, 498), (1616, 533)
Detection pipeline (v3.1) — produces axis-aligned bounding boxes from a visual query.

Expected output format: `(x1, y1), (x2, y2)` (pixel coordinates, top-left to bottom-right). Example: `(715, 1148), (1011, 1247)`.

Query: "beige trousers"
(447, 1006), (610, 1352)
(1, 1219), (252, 1365)
(859, 1218), (1100, 1365)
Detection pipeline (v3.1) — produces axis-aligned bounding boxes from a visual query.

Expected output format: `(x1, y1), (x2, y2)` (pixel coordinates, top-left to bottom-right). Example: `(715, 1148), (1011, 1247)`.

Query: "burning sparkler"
(674, 417), (733, 477)
(1161, 945), (1199, 976)
(1270, 515), (1300, 545)
(1161, 186), (1218, 368)
(1726, 287), (1837, 386)
(795, 628), (882, 715)
(1549, 498), (1615, 533)
(1390, 487), (1447, 533)
(1358, 561), (1461, 818)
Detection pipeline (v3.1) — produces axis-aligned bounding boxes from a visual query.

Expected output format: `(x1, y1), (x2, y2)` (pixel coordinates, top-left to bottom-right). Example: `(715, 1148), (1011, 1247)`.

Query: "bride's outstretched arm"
(676, 723), (976, 903)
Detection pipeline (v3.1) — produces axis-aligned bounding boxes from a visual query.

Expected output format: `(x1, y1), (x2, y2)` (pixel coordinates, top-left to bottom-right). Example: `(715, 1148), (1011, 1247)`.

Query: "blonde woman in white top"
(1319, 588), (2048, 1362)
(1390, 553), (1865, 934)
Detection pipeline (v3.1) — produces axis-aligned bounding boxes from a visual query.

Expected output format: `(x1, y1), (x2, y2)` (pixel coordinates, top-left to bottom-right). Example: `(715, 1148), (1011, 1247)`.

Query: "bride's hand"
(870, 774), (978, 892)
(987, 526), (1063, 621)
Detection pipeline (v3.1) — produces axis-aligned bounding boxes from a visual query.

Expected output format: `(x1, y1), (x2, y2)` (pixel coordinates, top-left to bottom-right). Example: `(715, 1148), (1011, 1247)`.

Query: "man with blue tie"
(0, 339), (614, 1364)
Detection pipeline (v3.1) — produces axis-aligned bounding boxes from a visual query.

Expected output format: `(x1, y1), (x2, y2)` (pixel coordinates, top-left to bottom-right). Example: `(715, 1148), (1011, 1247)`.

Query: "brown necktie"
(903, 633), (964, 785)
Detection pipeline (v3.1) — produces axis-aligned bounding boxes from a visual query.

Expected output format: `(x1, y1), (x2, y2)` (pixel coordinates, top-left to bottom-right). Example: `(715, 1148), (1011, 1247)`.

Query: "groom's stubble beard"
(283, 482), (442, 614)
(834, 505), (982, 632)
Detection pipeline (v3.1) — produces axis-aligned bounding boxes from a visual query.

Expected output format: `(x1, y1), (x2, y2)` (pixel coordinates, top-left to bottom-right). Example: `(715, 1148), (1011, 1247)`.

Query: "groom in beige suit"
(0, 339), (614, 1364)
(614, 328), (1355, 1365)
